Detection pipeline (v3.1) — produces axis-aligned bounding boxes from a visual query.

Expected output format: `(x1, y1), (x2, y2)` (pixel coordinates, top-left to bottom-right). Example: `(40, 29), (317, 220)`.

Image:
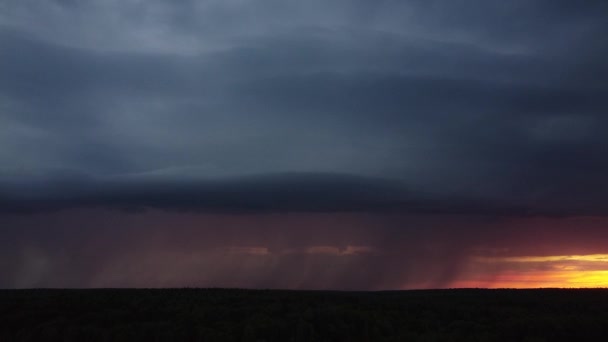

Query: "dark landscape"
(2, 288), (608, 341)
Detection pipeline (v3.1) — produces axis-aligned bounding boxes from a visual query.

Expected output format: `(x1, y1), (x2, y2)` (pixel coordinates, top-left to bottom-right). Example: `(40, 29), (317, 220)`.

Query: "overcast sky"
(1, 0), (608, 289)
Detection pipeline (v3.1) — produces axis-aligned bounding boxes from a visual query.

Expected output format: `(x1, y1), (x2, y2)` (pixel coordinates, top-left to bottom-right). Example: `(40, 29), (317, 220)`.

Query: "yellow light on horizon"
(473, 253), (608, 263)
(454, 254), (608, 289)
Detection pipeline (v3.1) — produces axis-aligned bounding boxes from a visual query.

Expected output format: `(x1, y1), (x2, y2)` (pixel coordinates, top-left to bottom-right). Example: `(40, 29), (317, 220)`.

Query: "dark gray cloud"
(1, 10), (607, 214)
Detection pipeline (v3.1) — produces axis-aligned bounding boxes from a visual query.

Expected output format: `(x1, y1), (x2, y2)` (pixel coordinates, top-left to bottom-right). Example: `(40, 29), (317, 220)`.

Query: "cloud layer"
(1, 0), (607, 288)
(2, 1), (607, 209)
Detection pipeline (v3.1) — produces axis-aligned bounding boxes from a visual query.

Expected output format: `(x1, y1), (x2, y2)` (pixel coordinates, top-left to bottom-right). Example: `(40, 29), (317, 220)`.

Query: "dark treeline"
(2, 288), (608, 341)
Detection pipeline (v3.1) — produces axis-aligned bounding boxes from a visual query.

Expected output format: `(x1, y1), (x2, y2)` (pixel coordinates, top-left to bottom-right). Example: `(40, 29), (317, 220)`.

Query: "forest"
(2, 288), (608, 341)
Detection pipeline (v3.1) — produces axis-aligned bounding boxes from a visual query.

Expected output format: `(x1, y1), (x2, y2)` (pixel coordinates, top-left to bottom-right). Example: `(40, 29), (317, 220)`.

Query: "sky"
(1, 0), (608, 289)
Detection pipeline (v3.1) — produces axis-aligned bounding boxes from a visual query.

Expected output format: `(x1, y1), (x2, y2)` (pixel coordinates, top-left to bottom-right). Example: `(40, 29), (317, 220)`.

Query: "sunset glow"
(454, 254), (608, 288)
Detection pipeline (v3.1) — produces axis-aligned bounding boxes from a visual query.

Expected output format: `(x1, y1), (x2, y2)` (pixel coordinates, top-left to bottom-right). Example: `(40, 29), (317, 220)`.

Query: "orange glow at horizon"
(452, 254), (608, 288)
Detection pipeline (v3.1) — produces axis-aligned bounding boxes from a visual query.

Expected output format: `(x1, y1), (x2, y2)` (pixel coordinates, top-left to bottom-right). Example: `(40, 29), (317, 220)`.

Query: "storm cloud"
(1, 0), (608, 289)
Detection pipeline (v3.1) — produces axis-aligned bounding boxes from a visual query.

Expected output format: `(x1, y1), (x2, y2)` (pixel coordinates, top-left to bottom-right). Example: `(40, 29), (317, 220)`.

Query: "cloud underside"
(1, 172), (607, 216)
